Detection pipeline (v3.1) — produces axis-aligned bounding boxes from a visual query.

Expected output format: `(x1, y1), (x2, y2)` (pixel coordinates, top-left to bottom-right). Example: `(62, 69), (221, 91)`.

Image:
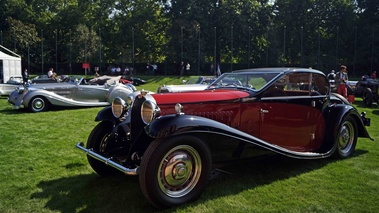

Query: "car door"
(42, 83), (73, 97)
(258, 72), (327, 152)
(70, 84), (108, 102)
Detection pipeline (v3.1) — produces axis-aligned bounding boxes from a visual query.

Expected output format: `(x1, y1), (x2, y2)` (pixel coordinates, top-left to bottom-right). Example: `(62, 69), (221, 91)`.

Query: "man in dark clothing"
(22, 69), (29, 85)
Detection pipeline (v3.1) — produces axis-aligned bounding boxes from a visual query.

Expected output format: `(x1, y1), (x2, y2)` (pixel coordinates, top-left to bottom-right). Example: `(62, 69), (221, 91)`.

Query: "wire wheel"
(334, 116), (357, 158)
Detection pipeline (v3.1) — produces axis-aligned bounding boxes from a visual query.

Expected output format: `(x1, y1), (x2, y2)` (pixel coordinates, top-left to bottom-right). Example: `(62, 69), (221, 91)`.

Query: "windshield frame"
(207, 71), (282, 92)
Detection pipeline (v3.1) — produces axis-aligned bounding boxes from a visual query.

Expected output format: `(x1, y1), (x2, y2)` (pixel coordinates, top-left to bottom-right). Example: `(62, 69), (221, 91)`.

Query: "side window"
(262, 72), (328, 98)
(311, 74), (329, 95)
(262, 75), (289, 97)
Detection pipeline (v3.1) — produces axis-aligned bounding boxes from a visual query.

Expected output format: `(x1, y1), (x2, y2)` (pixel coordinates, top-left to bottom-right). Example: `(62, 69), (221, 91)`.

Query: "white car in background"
(0, 76), (25, 96)
(157, 76), (216, 93)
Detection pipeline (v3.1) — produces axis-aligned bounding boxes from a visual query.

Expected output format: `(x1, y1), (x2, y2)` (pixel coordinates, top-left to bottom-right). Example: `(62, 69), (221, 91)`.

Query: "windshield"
(208, 72), (279, 91)
(186, 76), (215, 85)
(64, 76), (82, 84)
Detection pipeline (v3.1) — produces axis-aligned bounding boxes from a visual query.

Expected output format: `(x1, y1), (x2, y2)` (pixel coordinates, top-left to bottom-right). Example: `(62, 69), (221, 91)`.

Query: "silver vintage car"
(8, 75), (135, 112)
(0, 76), (25, 96)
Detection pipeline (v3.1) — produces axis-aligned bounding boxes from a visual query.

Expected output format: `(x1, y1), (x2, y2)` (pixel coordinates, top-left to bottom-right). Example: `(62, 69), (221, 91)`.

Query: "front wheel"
(29, 96), (49, 112)
(139, 135), (212, 209)
(86, 121), (119, 176)
(363, 88), (373, 107)
(333, 116), (358, 159)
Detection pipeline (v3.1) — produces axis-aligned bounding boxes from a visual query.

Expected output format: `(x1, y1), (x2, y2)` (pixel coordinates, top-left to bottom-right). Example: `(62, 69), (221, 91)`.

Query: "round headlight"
(112, 97), (126, 118)
(16, 87), (25, 94)
(126, 96), (133, 106)
(141, 100), (158, 124)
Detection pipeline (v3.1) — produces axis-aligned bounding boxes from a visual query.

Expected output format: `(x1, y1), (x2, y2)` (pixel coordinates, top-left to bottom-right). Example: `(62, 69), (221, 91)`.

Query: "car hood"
(152, 89), (250, 105)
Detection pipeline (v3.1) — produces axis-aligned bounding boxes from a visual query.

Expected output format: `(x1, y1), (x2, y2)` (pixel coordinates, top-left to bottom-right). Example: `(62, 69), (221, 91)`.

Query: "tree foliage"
(1, 0), (379, 75)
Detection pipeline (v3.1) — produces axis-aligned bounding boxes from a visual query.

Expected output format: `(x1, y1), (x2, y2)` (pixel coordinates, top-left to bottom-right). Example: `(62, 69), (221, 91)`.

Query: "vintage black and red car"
(76, 67), (372, 208)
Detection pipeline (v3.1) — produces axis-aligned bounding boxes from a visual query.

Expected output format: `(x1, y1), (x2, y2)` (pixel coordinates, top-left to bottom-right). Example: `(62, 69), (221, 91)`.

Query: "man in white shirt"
(47, 68), (53, 78)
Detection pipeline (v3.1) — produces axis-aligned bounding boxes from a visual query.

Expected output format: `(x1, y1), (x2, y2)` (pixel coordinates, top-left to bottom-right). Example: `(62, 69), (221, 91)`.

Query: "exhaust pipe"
(76, 142), (139, 175)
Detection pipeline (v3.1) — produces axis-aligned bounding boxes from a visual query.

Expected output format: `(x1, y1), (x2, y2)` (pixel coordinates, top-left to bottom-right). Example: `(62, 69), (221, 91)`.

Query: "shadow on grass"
(192, 149), (369, 211)
(31, 172), (158, 213)
(30, 150), (368, 212)
(0, 108), (26, 114)
(0, 105), (103, 115)
(353, 99), (379, 115)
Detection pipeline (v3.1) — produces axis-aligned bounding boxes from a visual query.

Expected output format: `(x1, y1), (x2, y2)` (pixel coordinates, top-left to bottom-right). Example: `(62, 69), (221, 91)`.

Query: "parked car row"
(75, 67), (372, 209)
(352, 75), (379, 107)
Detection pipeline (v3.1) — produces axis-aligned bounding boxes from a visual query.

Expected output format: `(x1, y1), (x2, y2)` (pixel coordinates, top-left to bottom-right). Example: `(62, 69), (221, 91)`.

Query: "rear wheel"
(28, 96), (49, 112)
(139, 135), (211, 209)
(86, 121), (119, 176)
(363, 88), (373, 107)
(333, 116), (358, 159)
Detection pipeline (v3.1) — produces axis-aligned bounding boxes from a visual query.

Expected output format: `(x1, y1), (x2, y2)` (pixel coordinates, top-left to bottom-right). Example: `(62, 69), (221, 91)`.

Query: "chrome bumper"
(76, 142), (139, 175)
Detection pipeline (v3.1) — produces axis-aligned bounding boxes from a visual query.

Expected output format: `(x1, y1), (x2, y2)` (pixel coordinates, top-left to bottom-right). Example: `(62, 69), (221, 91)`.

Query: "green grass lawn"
(0, 76), (378, 213)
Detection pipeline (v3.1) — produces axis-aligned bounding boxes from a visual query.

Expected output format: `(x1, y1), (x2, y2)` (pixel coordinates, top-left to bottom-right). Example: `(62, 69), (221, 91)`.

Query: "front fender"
(95, 106), (116, 122)
(8, 90), (25, 108)
(23, 90), (109, 108)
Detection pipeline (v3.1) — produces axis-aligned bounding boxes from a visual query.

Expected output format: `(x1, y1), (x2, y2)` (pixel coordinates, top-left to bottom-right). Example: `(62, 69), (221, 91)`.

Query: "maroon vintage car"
(76, 67), (372, 208)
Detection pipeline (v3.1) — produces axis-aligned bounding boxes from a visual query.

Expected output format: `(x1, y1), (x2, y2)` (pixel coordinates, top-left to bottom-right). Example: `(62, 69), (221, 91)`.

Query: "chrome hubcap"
(158, 145), (201, 198)
(338, 121), (354, 154)
(32, 98), (44, 110)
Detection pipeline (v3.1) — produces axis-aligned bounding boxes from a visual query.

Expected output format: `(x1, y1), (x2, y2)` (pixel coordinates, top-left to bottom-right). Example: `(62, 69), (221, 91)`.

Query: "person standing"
(337, 65), (348, 98)
(47, 68), (53, 78)
(22, 69), (29, 85)
(185, 62), (190, 75)
(216, 64), (221, 77)
(371, 71), (376, 79)
(180, 61), (185, 76)
(152, 63), (158, 75)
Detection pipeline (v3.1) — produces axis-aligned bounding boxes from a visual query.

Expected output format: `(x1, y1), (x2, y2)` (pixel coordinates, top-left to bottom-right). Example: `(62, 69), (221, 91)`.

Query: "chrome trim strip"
(75, 142), (138, 175)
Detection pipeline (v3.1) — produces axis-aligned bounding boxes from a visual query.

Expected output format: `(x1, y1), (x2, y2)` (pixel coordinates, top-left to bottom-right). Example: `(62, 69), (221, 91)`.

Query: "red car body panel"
(258, 102), (325, 151)
(152, 89), (325, 152)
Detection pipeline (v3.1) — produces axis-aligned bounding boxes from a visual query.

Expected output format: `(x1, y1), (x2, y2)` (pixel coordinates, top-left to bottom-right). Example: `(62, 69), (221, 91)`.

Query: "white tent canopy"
(0, 45), (22, 83)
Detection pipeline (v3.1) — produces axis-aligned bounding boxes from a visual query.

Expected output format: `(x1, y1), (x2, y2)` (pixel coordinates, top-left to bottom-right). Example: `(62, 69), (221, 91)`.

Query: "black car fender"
(93, 106), (133, 141)
(95, 106), (116, 123)
(145, 114), (343, 159)
(323, 104), (372, 147)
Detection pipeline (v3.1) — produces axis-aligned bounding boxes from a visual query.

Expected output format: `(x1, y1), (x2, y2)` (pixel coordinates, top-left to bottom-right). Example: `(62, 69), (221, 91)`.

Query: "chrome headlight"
(112, 97), (127, 118)
(16, 87), (26, 94)
(126, 96), (133, 106)
(141, 100), (159, 124)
